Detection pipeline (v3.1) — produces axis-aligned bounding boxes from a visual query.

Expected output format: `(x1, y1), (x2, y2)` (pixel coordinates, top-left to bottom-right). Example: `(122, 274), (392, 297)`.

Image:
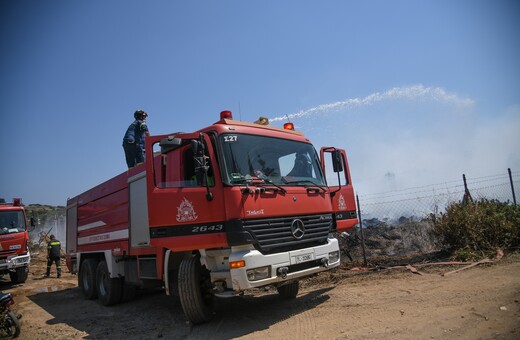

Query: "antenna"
(285, 114), (291, 123)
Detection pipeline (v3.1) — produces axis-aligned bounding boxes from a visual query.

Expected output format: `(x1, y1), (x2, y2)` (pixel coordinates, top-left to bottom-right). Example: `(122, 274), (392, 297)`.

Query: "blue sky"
(1, 0), (519, 206)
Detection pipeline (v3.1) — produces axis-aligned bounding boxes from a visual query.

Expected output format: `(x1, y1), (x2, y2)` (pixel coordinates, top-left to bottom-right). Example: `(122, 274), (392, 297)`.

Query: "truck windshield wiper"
(234, 175), (286, 194)
(281, 179), (327, 193)
(230, 176), (247, 185)
(255, 178), (287, 194)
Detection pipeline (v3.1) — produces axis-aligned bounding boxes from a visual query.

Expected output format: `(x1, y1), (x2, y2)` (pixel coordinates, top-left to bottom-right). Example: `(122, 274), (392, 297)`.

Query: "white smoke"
(269, 85), (475, 122)
(266, 85), (519, 203)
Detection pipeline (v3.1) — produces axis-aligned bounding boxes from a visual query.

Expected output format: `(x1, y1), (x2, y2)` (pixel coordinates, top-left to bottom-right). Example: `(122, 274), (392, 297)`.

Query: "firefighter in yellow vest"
(46, 234), (62, 278)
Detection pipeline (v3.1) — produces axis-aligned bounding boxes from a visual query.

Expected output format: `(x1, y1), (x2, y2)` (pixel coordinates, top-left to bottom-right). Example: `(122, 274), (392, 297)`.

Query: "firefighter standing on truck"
(122, 109), (150, 169)
(46, 235), (61, 278)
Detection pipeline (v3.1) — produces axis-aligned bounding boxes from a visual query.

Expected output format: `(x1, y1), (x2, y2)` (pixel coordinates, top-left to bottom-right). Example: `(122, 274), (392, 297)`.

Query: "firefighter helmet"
(134, 109), (148, 120)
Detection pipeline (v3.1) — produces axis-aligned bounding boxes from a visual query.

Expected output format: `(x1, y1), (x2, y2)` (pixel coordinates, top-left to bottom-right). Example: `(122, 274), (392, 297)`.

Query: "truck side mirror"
(160, 136), (182, 154)
(191, 139), (201, 155)
(332, 150), (343, 173)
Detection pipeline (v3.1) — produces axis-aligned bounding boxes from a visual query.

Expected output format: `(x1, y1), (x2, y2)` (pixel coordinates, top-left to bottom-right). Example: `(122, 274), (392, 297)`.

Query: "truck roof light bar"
(13, 198), (22, 206)
(220, 110), (233, 120)
(283, 122), (295, 130)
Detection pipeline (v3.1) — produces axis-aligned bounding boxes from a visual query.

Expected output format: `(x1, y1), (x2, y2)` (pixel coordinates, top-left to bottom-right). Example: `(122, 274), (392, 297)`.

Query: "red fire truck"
(66, 111), (358, 324)
(0, 198), (32, 283)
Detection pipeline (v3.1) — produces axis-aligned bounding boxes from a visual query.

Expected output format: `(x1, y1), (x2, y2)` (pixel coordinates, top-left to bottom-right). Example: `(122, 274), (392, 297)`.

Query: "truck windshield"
(220, 133), (326, 187)
(0, 211), (26, 234)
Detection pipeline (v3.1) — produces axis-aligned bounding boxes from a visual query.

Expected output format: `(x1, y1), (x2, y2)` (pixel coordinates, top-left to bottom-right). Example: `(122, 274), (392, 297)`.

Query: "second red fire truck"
(66, 111), (358, 324)
(0, 198), (32, 284)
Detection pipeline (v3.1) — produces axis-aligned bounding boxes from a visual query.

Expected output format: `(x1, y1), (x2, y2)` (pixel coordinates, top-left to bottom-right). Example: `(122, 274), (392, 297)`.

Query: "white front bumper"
(228, 238), (340, 291)
(0, 253), (31, 270)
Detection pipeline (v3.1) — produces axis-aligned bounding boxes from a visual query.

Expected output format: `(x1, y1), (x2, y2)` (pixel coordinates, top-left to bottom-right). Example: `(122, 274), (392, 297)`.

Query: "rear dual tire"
(79, 259), (134, 305)
(79, 259), (98, 300)
(96, 260), (122, 306)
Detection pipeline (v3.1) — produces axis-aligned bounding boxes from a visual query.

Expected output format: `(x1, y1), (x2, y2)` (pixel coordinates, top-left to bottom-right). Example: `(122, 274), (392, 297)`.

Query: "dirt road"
(2, 251), (519, 340)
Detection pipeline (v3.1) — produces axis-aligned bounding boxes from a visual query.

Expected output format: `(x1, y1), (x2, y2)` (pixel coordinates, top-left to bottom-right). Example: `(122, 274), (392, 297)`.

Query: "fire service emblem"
(176, 198), (198, 222)
(338, 194), (347, 210)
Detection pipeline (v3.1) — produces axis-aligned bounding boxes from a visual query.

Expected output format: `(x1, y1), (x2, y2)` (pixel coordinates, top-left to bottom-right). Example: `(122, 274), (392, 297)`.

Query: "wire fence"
(341, 169), (519, 260)
(357, 169), (519, 223)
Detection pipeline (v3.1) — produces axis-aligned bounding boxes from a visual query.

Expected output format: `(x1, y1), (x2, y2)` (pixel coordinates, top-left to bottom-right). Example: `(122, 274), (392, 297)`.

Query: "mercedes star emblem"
(291, 219), (305, 239)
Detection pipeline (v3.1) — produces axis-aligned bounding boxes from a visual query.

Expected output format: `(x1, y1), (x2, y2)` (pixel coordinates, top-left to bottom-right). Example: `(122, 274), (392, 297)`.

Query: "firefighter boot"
(46, 257), (52, 277)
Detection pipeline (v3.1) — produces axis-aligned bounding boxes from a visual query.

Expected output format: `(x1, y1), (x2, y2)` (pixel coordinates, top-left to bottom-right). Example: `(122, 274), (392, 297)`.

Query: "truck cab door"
(144, 132), (227, 251)
(320, 147), (358, 231)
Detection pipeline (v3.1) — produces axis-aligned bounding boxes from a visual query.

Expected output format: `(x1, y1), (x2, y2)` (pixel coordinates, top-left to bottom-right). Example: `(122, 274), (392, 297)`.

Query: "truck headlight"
(328, 251), (340, 263)
(246, 266), (271, 281)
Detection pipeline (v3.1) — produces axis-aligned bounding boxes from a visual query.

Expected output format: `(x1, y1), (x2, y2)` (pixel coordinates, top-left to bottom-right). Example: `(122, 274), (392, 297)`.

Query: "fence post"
(462, 174), (473, 204)
(508, 168), (517, 205)
(356, 194), (368, 267)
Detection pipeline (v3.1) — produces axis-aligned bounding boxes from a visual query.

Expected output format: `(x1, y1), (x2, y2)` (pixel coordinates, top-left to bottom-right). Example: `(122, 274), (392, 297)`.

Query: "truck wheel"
(96, 260), (122, 306)
(277, 281), (299, 299)
(79, 259), (98, 300)
(9, 266), (29, 284)
(178, 255), (214, 324)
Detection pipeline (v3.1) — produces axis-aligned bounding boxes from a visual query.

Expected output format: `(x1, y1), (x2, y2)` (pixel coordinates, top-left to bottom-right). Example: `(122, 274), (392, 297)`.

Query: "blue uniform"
(123, 119), (149, 168)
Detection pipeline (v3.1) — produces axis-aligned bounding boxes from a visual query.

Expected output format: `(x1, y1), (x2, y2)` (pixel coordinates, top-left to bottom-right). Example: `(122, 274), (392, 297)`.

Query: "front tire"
(79, 259), (98, 300)
(9, 266), (29, 284)
(96, 260), (122, 306)
(178, 255), (214, 324)
(277, 281), (299, 299)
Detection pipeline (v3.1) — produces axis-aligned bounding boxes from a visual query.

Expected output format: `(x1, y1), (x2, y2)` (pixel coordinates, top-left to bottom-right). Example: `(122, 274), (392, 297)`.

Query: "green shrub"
(430, 199), (520, 259)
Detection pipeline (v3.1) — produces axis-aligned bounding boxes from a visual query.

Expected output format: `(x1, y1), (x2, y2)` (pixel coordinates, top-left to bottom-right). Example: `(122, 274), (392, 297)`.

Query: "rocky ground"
(1, 248), (519, 340)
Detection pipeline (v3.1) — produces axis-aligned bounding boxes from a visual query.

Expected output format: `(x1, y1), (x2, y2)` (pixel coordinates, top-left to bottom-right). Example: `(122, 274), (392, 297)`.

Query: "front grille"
(242, 214), (333, 254)
(0, 250), (17, 258)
